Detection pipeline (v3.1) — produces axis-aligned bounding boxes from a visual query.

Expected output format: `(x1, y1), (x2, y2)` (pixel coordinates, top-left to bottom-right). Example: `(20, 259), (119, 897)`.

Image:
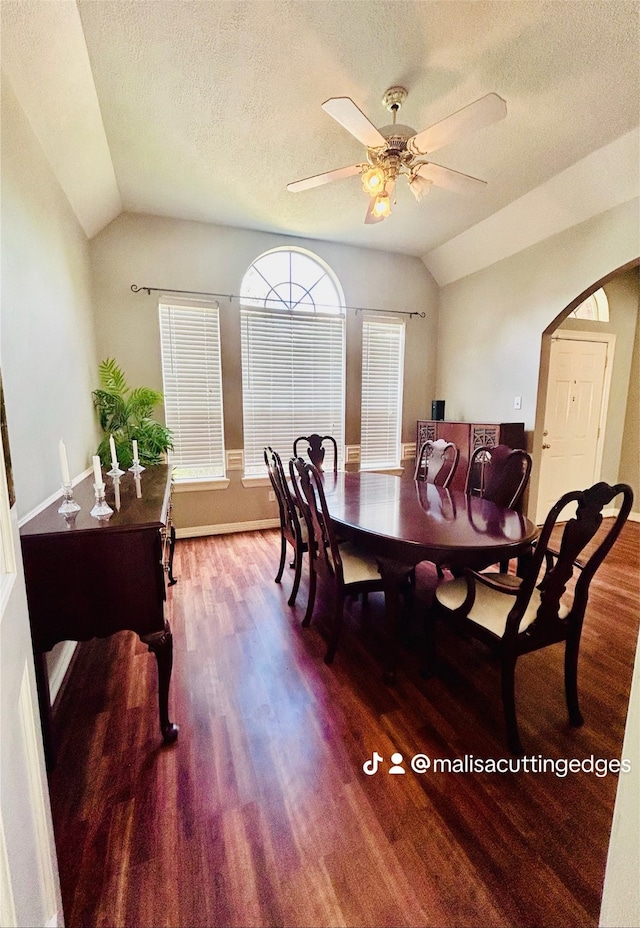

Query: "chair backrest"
(293, 434), (338, 474)
(289, 457), (343, 583)
(264, 447), (303, 548)
(465, 444), (532, 510)
(414, 439), (460, 486)
(506, 481), (633, 641)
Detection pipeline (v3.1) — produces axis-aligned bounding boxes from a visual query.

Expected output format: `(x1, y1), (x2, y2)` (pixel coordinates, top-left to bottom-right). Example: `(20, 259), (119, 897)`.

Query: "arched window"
(240, 248), (346, 474)
(570, 288), (610, 321)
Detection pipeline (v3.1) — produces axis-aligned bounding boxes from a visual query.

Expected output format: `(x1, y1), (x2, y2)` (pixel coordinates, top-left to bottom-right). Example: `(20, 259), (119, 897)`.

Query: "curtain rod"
(130, 284), (426, 318)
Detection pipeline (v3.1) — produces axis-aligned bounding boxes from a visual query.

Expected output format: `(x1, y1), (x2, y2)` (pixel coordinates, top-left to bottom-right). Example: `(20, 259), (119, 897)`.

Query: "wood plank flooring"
(48, 520), (639, 927)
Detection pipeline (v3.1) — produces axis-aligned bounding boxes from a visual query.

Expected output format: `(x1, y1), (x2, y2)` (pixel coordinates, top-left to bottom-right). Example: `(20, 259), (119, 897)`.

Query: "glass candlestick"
(107, 465), (125, 478)
(112, 474), (122, 511)
(58, 482), (81, 516)
(128, 459), (145, 475)
(90, 482), (113, 520)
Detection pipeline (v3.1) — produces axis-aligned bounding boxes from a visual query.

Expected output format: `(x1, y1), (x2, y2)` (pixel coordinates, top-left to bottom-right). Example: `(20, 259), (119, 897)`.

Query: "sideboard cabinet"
(20, 464), (178, 768)
(415, 420), (525, 493)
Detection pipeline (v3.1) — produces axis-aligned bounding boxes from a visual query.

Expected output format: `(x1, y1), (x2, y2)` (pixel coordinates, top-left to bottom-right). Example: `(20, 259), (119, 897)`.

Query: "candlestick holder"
(134, 473), (143, 498)
(107, 465), (125, 478)
(112, 474), (122, 511)
(128, 460), (145, 475)
(58, 482), (81, 516)
(90, 482), (113, 520)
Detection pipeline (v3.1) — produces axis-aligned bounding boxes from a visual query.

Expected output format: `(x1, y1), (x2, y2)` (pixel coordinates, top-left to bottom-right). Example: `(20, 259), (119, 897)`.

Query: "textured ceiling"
(2, 1), (639, 263)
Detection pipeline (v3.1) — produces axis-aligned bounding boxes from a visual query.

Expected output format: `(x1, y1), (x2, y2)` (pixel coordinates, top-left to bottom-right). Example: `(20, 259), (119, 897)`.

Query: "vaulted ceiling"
(2, 1), (639, 282)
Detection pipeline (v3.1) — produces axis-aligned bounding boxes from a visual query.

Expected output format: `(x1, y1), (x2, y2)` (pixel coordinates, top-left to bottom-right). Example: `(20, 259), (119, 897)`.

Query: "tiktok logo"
(362, 751), (384, 776)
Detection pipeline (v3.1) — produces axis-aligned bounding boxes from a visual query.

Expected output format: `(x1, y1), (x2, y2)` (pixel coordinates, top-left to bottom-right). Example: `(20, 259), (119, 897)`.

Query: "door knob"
(542, 443), (551, 449)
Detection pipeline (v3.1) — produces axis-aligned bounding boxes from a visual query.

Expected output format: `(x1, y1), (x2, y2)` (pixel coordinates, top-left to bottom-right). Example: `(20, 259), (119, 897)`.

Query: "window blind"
(159, 301), (225, 479)
(360, 316), (405, 470)
(241, 308), (345, 474)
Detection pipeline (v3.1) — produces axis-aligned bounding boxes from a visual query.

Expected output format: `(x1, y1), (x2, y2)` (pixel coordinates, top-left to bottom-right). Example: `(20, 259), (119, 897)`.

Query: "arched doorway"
(530, 258), (639, 524)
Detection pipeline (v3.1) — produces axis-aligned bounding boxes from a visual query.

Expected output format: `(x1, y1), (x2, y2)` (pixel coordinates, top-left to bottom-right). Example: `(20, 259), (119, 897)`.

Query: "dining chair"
(293, 434), (338, 474)
(465, 444), (532, 510)
(465, 444), (533, 573)
(289, 456), (386, 664)
(264, 447), (308, 607)
(430, 480), (633, 754)
(414, 439), (460, 486)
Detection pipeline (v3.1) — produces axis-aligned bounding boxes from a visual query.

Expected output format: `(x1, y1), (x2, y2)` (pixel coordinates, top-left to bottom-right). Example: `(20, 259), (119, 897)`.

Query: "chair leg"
(275, 532), (287, 584)
(324, 591), (344, 665)
(287, 547), (302, 606)
(501, 654), (523, 755)
(565, 636), (584, 727)
(302, 563), (316, 628)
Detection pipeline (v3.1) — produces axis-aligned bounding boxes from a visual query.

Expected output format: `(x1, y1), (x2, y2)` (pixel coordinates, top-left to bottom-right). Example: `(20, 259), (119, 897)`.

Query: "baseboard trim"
(603, 507), (639, 522)
(176, 518), (280, 539)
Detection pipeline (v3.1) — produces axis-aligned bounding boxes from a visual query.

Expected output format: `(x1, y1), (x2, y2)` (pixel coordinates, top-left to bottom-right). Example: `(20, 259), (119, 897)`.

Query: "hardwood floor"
(49, 521), (639, 927)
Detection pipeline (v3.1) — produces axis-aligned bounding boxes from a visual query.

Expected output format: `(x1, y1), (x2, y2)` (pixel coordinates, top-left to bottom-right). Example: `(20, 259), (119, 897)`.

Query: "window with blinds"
(240, 248), (346, 475)
(241, 309), (345, 474)
(159, 300), (225, 480)
(360, 316), (405, 470)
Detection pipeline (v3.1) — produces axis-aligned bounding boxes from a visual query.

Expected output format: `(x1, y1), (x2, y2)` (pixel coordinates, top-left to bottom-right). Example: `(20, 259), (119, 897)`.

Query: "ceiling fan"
(287, 87), (507, 223)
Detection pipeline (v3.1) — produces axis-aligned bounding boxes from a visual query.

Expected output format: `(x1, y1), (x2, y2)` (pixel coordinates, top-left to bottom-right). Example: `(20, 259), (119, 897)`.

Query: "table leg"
(142, 624), (179, 743)
(377, 557), (414, 685)
(34, 650), (56, 772)
(167, 523), (177, 586)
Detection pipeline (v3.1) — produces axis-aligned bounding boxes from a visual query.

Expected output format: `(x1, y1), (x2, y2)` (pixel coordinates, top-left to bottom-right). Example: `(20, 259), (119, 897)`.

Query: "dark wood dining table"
(320, 470), (539, 681)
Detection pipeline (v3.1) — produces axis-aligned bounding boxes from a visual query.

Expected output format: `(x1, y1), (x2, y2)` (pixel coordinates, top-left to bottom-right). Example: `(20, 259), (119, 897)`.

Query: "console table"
(20, 464), (178, 769)
(416, 420), (525, 493)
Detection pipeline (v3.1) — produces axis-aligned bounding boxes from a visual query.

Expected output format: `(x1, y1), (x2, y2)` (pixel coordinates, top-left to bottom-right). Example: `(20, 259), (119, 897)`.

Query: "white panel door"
(536, 338), (608, 524)
(0, 425), (63, 926)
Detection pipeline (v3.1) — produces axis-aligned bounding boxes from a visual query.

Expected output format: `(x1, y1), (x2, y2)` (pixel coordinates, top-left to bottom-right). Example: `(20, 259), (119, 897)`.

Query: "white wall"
(435, 200), (639, 433)
(599, 632), (640, 927)
(0, 74), (99, 928)
(1, 77), (100, 518)
(88, 213), (439, 530)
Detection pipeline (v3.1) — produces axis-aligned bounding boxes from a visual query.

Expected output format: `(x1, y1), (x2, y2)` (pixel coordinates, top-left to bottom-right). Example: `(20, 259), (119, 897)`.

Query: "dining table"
(320, 470), (539, 682)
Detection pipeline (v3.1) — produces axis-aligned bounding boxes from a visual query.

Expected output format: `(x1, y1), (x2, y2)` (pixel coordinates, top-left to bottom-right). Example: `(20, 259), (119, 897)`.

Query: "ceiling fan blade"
(287, 163), (362, 192)
(408, 93), (507, 155)
(322, 97), (386, 149)
(415, 162), (487, 194)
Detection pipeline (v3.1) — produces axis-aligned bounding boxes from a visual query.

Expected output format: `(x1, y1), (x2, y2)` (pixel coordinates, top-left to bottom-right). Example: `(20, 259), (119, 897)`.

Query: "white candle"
(58, 439), (71, 485)
(92, 455), (103, 487)
(109, 435), (118, 467)
(132, 439), (139, 462)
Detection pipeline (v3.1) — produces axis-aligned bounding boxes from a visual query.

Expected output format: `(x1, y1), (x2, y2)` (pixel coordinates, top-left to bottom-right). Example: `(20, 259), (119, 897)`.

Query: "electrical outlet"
(268, 490), (275, 502)
(514, 396), (522, 410)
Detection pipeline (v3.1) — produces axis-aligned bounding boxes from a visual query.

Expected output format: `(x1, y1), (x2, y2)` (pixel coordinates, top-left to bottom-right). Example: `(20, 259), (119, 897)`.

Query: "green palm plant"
(92, 358), (173, 468)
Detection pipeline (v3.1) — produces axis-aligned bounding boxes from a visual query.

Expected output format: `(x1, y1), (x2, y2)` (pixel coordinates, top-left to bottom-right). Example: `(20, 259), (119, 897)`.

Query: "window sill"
(172, 477), (230, 493)
(241, 475), (271, 489)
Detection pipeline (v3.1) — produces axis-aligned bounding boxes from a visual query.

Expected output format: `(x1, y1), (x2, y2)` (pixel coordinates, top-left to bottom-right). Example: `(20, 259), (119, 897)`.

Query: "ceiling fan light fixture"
(372, 192), (391, 218)
(409, 173), (433, 202)
(361, 166), (386, 195)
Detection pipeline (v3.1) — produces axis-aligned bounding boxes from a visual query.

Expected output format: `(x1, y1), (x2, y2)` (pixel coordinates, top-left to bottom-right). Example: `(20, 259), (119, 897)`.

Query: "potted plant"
(92, 358), (173, 468)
